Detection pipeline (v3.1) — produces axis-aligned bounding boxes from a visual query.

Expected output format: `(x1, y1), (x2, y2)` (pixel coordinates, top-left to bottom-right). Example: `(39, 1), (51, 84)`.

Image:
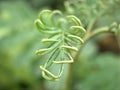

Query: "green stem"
(86, 16), (98, 34)
(64, 63), (74, 90)
(84, 26), (110, 42)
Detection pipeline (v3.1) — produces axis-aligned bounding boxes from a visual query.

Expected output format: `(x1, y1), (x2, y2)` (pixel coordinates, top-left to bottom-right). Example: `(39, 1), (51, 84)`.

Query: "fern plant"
(35, 10), (86, 81)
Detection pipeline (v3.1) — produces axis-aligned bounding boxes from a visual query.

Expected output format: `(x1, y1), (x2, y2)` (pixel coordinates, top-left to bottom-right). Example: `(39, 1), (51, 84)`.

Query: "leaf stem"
(84, 26), (110, 42)
(86, 16), (98, 33)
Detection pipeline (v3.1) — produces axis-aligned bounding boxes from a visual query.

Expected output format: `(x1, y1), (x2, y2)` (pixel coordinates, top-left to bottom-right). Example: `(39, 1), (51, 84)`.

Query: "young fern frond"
(35, 10), (86, 80)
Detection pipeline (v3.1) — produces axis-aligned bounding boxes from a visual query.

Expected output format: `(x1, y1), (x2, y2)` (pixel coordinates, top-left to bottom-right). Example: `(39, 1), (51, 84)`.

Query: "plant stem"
(64, 63), (74, 90)
(84, 26), (110, 42)
(86, 16), (98, 34)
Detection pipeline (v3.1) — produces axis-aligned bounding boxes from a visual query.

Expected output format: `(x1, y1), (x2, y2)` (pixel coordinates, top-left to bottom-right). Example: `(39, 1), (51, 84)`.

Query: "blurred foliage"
(65, 0), (120, 27)
(0, 0), (65, 10)
(0, 0), (120, 90)
(73, 52), (120, 90)
(71, 41), (120, 90)
(0, 1), (44, 90)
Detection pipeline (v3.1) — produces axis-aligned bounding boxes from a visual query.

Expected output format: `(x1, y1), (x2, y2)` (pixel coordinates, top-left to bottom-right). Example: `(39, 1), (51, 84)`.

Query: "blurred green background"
(0, 0), (120, 90)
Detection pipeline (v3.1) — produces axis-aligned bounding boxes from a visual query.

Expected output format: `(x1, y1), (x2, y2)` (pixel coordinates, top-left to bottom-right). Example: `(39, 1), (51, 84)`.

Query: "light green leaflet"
(35, 10), (86, 81)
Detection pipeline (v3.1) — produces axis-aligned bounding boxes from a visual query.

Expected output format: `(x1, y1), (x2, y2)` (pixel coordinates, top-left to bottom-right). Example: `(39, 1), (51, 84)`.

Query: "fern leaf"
(35, 10), (86, 80)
